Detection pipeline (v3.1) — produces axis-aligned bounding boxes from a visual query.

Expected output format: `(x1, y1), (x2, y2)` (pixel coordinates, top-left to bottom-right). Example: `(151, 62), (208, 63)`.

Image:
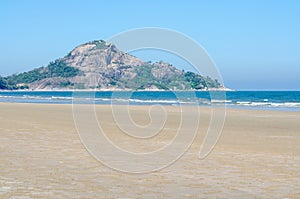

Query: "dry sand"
(0, 103), (299, 198)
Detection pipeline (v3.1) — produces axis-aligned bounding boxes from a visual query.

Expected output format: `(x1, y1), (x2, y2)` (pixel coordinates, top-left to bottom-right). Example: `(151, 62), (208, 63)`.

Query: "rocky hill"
(1, 40), (223, 90)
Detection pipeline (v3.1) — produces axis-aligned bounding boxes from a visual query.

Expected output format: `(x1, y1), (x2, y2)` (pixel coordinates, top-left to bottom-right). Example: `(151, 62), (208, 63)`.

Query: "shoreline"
(0, 101), (299, 113)
(0, 101), (300, 113)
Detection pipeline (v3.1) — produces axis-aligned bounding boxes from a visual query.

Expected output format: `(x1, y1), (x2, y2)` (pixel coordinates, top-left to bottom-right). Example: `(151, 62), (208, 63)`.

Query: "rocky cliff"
(2, 40), (222, 90)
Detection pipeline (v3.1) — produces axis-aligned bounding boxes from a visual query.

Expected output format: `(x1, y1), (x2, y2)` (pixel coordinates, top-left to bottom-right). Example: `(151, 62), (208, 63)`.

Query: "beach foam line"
(234, 101), (300, 108)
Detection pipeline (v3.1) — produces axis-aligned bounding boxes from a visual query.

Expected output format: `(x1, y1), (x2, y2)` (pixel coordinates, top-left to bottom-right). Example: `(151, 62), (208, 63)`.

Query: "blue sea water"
(0, 91), (300, 111)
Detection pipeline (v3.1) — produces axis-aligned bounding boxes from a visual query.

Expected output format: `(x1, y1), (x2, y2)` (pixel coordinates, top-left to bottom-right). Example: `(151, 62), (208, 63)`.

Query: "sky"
(0, 0), (299, 90)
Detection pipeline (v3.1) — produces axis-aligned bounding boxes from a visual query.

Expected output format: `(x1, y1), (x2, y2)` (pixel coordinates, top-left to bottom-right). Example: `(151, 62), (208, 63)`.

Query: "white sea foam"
(211, 100), (232, 103)
(236, 101), (251, 104)
(51, 96), (73, 100)
(234, 101), (300, 108)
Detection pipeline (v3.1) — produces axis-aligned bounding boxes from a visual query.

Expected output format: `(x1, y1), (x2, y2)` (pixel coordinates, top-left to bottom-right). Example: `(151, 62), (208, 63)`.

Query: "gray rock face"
(17, 40), (222, 90)
(64, 41), (145, 69)
(60, 40), (145, 89)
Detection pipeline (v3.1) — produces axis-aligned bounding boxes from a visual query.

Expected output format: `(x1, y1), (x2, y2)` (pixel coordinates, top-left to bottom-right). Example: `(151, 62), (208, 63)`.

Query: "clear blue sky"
(0, 0), (299, 90)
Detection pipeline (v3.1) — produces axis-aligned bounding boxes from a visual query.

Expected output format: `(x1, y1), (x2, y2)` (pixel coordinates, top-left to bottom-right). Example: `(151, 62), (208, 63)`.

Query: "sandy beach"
(0, 103), (299, 198)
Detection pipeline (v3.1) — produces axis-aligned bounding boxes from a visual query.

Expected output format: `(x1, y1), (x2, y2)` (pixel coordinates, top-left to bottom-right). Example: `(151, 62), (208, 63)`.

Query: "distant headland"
(0, 40), (227, 91)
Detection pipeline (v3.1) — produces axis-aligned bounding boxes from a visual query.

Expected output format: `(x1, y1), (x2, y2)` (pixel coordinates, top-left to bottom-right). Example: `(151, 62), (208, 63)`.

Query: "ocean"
(0, 91), (299, 111)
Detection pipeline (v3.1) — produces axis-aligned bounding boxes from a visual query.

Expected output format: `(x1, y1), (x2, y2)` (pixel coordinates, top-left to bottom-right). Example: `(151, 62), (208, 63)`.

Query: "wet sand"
(0, 103), (299, 198)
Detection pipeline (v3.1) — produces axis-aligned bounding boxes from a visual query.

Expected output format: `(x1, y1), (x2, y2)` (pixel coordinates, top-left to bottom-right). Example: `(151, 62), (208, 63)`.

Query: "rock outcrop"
(3, 40), (222, 90)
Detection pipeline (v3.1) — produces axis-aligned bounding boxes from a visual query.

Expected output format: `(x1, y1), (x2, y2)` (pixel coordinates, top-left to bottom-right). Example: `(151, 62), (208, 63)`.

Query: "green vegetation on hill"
(136, 83), (170, 90)
(184, 72), (206, 89)
(47, 60), (79, 78)
(0, 76), (8, 89)
(184, 72), (221, 89)
(3, 60), (79, 90)
(117, 64), (220, 90)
